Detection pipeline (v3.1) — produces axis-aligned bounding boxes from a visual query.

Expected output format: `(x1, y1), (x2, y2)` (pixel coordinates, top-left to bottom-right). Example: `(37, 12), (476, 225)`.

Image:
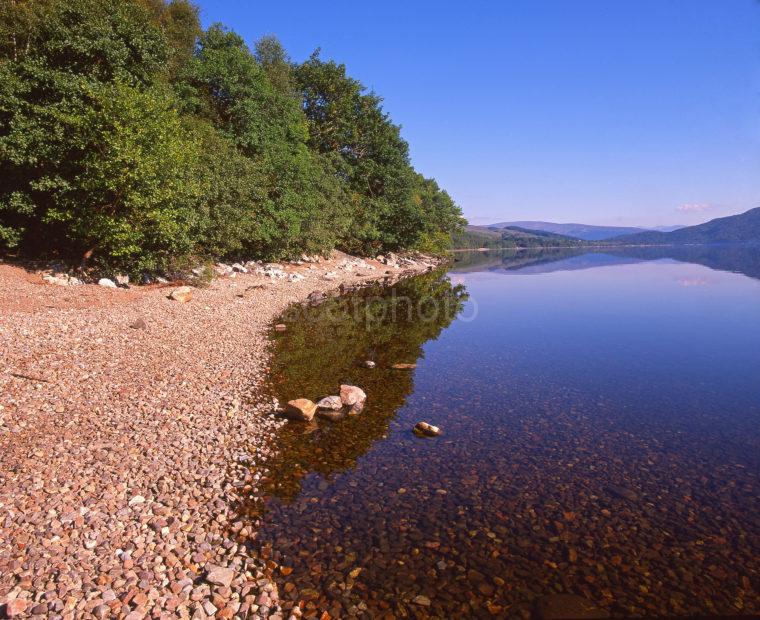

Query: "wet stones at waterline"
(283, 398), (317, 421)
(316, 397), (348, 421)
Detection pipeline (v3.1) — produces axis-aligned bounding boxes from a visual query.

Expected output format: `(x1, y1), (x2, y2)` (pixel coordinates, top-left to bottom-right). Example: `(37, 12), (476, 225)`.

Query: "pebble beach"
(0, 253), (437, 619)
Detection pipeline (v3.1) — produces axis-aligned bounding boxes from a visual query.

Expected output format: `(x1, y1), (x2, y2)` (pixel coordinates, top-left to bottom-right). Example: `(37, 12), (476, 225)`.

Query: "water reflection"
(240, 246), (760, 619)
(450, 244), (760, 281)
(260, 270), (468, 502)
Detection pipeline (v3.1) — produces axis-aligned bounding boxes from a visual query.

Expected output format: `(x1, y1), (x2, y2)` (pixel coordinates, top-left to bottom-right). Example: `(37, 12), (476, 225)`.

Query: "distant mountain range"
(480, 221), (684, 241)
(456, 225), (587, 250)
(612, 208), (760, 245)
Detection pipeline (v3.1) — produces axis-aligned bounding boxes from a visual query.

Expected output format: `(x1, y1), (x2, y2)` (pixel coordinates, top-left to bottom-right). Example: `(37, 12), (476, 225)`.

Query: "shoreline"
(0, 252), (441, 618)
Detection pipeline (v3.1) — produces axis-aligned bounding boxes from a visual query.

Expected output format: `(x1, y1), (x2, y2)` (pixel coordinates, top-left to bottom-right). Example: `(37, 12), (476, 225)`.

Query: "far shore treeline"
(0, 0), (465, 274)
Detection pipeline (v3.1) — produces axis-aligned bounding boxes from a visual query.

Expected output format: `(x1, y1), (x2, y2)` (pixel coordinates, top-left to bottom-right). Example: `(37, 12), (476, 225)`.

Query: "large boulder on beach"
(340, 385), (366, 408)
(169, 286), (193, 303)
(284, 398), (317, 421)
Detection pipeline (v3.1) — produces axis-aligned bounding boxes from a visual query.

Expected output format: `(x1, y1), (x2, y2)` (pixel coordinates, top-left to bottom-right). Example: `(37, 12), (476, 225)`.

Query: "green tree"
(138, 0), (201, 77)
(0, 0), (172, 257)
(411, 174), (466, 253)
(254, 34), (296, 97)
(42, 81), (205, 273)
(179, 25), (349, 259)
(295, 52), (463, 254)
(1, 0), (462, 271)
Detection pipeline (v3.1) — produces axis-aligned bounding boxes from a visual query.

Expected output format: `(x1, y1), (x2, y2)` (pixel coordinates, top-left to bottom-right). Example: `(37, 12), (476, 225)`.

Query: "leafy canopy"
(0, 0), (463, 273)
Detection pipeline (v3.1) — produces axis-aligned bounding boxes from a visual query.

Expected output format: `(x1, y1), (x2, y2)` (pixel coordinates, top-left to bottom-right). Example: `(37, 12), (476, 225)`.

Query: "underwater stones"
(275, 324), (287, 332)
(414, 421), (441, 437)
(605, 484), (638, 502)
(360, 360), (376, 369)
(391, 363), (417, 370)
(317, 409), (346, 422)
(340, 385), (366, 408)
(533, 593), (609, 619)
(284, 399), (317, 421)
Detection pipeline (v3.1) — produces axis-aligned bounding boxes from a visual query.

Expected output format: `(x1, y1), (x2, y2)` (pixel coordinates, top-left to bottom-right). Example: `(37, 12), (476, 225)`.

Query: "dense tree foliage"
(0, 0), (464, 274)
(453, 226), (588, 250)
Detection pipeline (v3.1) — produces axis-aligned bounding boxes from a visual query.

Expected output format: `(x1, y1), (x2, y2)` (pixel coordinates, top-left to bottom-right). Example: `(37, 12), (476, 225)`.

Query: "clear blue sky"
(194, 0), (760, 228)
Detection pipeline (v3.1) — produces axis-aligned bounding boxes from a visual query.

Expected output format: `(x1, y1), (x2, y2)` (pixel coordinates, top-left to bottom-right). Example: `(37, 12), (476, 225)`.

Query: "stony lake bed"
(1, 247), (760, 619)
(0, 252), (439, 619)
(244, 247), (760, 619)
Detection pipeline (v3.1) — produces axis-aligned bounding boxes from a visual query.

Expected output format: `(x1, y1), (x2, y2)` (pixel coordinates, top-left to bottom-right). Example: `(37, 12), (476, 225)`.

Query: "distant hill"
(481, 221), (683, 241)
(454, 225), (588, 249)
(614, 208), (760, 245)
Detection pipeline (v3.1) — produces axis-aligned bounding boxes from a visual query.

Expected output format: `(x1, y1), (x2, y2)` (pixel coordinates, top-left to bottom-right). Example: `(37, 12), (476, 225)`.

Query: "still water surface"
(245, 247), (760, 618)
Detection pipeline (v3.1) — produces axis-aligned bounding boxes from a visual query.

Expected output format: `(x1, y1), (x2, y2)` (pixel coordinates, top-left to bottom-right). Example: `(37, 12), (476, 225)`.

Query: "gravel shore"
(0, 253), (439, 619)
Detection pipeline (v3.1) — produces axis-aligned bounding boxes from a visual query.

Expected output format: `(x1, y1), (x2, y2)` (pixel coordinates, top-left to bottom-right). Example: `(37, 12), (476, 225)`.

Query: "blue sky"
(194, 0), (760, 227)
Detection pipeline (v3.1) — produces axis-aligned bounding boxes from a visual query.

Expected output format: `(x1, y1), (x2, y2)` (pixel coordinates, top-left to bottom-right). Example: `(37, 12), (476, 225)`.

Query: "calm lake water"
(244, 246), (760, 619)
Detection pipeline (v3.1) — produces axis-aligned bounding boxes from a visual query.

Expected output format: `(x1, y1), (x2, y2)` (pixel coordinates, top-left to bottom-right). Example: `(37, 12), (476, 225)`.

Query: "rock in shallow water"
(340, 385), (366, 407)
(392, 362), (417, 370)
(414, 421), (441, 437)
(284, 398), (317, 421)
(316, 395), (343, 410)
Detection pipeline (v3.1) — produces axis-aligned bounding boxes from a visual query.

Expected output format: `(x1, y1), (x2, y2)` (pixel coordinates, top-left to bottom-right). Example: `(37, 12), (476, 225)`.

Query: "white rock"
(316, 396), (343, 410)
(98, 278), (117, 288)
(340, 385), (367, 407)
(214, 263), (233, 277)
